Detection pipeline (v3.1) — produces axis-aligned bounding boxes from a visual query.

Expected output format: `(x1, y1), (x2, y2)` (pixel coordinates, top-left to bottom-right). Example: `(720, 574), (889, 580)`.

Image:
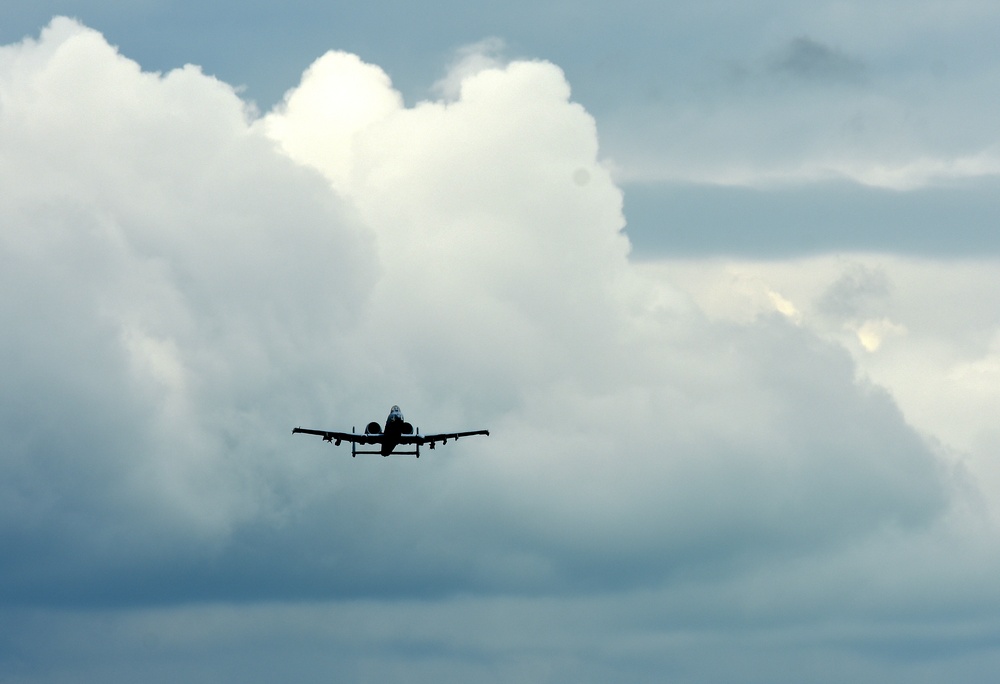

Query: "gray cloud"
(816, 263), (891, 318)
(769, 36), (867, 85)
(623, 179), (1000, 257)
(0, 17), (949, 599)
(0, 17), (994, 684)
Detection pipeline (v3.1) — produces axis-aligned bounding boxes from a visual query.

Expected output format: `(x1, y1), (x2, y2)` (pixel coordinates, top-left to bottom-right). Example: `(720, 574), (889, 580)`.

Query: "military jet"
(292, 405), (489, 457)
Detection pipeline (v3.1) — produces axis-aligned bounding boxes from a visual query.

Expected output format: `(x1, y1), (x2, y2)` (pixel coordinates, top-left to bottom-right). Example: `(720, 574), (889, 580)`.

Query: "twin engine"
(364, 421), (415, 435)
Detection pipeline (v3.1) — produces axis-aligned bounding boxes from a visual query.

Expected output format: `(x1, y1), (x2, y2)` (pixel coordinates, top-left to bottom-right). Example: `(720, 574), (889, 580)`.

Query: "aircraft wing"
(291, 427), (382, 445)
(402, 429), (490, 446)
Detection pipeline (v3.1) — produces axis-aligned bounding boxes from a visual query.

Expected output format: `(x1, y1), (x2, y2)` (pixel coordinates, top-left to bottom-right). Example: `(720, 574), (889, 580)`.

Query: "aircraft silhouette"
(292, 405), (489, 457)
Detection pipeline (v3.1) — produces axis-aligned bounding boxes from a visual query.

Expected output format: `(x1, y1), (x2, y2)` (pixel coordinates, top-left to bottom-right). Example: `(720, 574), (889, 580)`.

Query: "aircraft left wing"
(402, 429), (490, 446)
(291, 428), (382, 445)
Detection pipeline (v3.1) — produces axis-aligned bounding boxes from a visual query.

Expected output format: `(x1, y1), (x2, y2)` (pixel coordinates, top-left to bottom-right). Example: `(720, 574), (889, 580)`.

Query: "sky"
(2, 3), (1000, 682)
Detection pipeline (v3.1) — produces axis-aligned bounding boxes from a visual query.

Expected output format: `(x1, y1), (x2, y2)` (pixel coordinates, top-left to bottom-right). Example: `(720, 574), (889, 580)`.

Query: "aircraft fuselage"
(378, 405), (407, 456)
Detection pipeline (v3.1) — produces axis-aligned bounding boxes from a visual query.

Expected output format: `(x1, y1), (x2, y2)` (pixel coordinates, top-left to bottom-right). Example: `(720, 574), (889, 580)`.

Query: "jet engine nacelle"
(365, 421), (382, 435)
(402, 422), (414, 435)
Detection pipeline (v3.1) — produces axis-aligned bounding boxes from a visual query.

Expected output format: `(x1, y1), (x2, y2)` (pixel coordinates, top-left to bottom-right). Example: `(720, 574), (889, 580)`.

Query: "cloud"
(0, 10), (954, 597)
(769, 36), (867, 85)
(432, 37), (508, 100)
(260, 46), (955, 575)
(816, 263), (891, 317)
(0, 17), (376, 586)
(651, 255), (1000, 487)
(600, 26), (1000, 191)
(2, 16), (994, 682)
(622, 178), (1000, 257)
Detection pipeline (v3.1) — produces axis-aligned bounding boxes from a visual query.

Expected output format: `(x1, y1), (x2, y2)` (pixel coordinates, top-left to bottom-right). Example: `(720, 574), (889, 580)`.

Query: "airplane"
(292, 405), (489, 457)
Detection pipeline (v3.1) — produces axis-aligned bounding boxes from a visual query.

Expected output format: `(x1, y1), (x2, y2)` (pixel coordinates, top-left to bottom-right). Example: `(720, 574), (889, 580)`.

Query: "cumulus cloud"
(653, 255), (1000, 498)
(0, 11), (955, 593)
(432, 37), (508, 100)
(0, 17), (375, 587)
(259, 42), (956, 579)
(1, 16), (992, 682)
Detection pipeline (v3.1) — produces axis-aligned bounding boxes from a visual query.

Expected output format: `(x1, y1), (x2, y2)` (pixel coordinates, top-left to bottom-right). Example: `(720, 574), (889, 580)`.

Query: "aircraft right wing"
(291, 427), (382, 445)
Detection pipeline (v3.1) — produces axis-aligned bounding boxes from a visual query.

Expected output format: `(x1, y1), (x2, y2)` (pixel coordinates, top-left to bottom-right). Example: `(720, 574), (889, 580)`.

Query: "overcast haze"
(3, 4), (1000, 683)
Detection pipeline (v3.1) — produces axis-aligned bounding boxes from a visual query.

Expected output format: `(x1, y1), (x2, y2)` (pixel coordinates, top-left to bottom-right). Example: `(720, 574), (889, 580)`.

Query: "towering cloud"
(0, 18), (373, 581)
(0, 14), (954, 602)
(258, 43), (951, 579)
(1, 16), (988, 683)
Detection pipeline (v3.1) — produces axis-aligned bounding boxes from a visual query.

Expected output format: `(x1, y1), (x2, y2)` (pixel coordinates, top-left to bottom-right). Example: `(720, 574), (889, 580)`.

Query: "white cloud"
(262, 50), (403, 194)
(0, 17), (375, 540)
(1, 16), (996, 683)
(855, 317), (907, 352)
(432, 37), (508, 101)
(259, 50), (953, 567)
(649, 255), (1000, 511)
(262, 49), (633, 408)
